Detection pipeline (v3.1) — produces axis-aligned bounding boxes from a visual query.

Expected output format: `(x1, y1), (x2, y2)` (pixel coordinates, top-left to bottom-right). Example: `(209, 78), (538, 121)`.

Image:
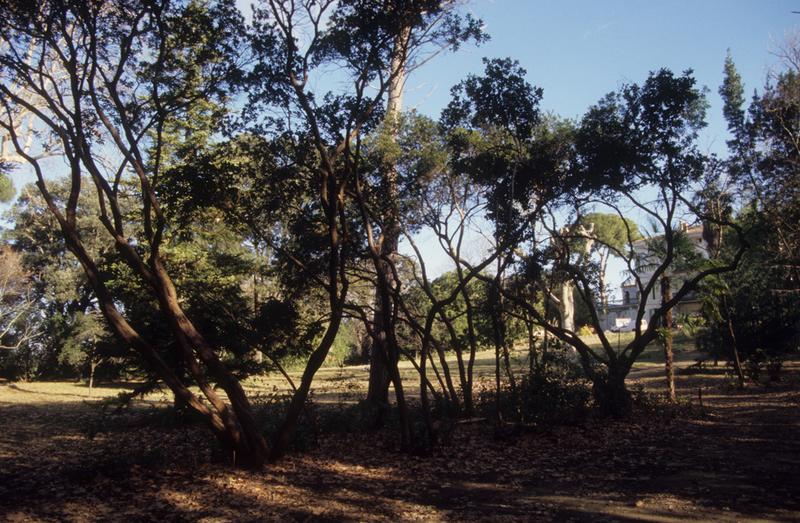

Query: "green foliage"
(442, 58), (570, 238)
(696, 215), (800, 374)
(0, 173), (14, 203)
(364, 111), (450, 233)
(696, 49), (800, 379)
(326, 319), (361, 366)
(720, 50), (747, 149)
(641, 227), (706, 274)
(578, 212), (641, 254)
(59, 312), (109, 370)
(2, 177), (273, 380)
(577, 69), (707, 192)
(479, 348), (593, 426)
(427, 270), (492, 347)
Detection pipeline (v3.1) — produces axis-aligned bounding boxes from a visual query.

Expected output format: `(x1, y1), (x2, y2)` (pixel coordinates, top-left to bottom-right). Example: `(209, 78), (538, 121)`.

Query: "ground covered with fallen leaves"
(1, 364), (799, 522)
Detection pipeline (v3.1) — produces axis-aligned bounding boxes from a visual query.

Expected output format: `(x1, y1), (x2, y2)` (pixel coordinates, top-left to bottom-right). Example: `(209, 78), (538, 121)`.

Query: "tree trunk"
(172, 365), (189, 414)
(365, 26), (409, 410)
(252, 272), (263, 365)
(263, 349), (297, 392)
(593, 370), (632, 418)
(366, 341), (391, 407)
(660, 275), (676, 402)
(88, 358), (97, 392)
(559, 281), (575, 332)
(723, 295), (746, 389)
(439, 313), (468, 413)
(494, 325), (502, 425)
(389, 352), (412, 450)
(527, 320), (537, 376)
(599, 248), (609, 314)
(490, 269), (516, 423)
(270, 303), (344, 461)
(59, 226), (267, 468)
(151, 259), (269, 468)
(455, 266), (479, 416)
(433, 338), (460, 413)
(492, 271), (517, 399)
(541, 295), (551, 373)
(419, 331), (436, 448)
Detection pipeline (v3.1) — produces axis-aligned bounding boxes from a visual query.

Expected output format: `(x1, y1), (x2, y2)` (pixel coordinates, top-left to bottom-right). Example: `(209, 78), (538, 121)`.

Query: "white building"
(601, 223), (708, 331)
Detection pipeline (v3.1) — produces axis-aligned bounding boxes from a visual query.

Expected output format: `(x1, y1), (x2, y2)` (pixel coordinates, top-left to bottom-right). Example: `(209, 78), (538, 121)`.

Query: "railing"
(605, 290), (699, 308)
(605, 298), (639, 307)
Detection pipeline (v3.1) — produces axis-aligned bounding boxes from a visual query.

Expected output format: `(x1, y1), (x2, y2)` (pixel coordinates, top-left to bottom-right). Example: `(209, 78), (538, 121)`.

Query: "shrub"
(476, 348), (593, 426)
(744, 349), (785, 384)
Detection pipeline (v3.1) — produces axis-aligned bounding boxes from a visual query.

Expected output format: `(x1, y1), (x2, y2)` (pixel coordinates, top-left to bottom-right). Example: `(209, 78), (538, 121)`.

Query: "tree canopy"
(0, 0), (793, 469)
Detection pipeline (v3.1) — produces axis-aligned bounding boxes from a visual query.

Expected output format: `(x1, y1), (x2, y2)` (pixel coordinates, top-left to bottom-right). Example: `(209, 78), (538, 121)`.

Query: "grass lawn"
(1, 335), (798, 522)
(0, 328), (705, 407)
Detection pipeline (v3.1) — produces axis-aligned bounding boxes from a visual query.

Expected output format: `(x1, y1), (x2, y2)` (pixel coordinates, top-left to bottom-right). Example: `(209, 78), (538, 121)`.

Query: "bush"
(744, 349), (785, 384)
(0, 346), (38, 381)
(476, 348), (593, 426)
(628, 382), (695, 418)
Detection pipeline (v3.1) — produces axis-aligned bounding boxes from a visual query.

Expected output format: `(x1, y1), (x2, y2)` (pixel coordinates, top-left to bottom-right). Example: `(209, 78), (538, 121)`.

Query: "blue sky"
(393, 0), (800, 286)
(402, 0), (797, 154)
(5, 1), (798, 294)
(8, 1), (795, 191)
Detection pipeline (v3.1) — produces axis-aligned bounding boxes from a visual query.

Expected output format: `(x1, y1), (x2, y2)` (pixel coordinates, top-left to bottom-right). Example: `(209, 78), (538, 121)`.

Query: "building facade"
(600, 223), (707, 331)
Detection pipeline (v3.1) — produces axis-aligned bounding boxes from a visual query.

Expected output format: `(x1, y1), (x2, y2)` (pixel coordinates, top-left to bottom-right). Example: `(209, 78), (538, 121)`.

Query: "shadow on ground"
(1, 364), (799, 521)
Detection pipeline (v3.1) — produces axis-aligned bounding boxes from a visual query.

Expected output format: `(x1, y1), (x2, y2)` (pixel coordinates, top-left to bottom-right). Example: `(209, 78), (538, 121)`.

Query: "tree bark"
(722, 295), (746, 389)
(593, 371), (632, 418)
(599, 248), (610, 314)
(559, 281), (575, 332)
(438, 313), (467, 413)
(150, 258), (269, 467)
(367, 27), (411, 411)
(65, 229), (263, 466)
(88, 358), (97, 392)
(454, 264), (479, 416)
(270, 302), (344, 461)
(660, 275), (676, 402)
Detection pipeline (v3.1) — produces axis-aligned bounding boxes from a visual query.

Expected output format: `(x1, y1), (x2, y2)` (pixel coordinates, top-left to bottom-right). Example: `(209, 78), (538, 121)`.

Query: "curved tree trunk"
(149, 257), (269, 467)
(61, 226), (264, 466)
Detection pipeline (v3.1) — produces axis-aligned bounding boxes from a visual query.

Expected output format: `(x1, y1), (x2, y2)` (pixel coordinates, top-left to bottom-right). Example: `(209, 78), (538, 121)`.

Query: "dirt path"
(1, 367), (798, 522)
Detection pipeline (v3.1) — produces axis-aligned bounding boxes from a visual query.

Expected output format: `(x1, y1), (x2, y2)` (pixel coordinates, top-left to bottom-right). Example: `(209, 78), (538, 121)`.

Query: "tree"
(701, 45), (800, 384)
(0, 173), (12, 203)
(2, 180), (103, 380)
(460, 69), (748, 416)
(0, 247), (38, 353)
(441, 58), (578, 422)
(697, 211), (799, 385)
(558, 69), (741, 414)
(346, 1), (486, 422)
(59, 310), (111, 390)
(645, 229), (705, 400)
(577, 212), (641, 312)
(721, 41), (799, 286)
(400, 155), (498, 421)
(0, 0), (273, 467)
(0, 31), (64, 203)
(247, 0), (466, 455)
